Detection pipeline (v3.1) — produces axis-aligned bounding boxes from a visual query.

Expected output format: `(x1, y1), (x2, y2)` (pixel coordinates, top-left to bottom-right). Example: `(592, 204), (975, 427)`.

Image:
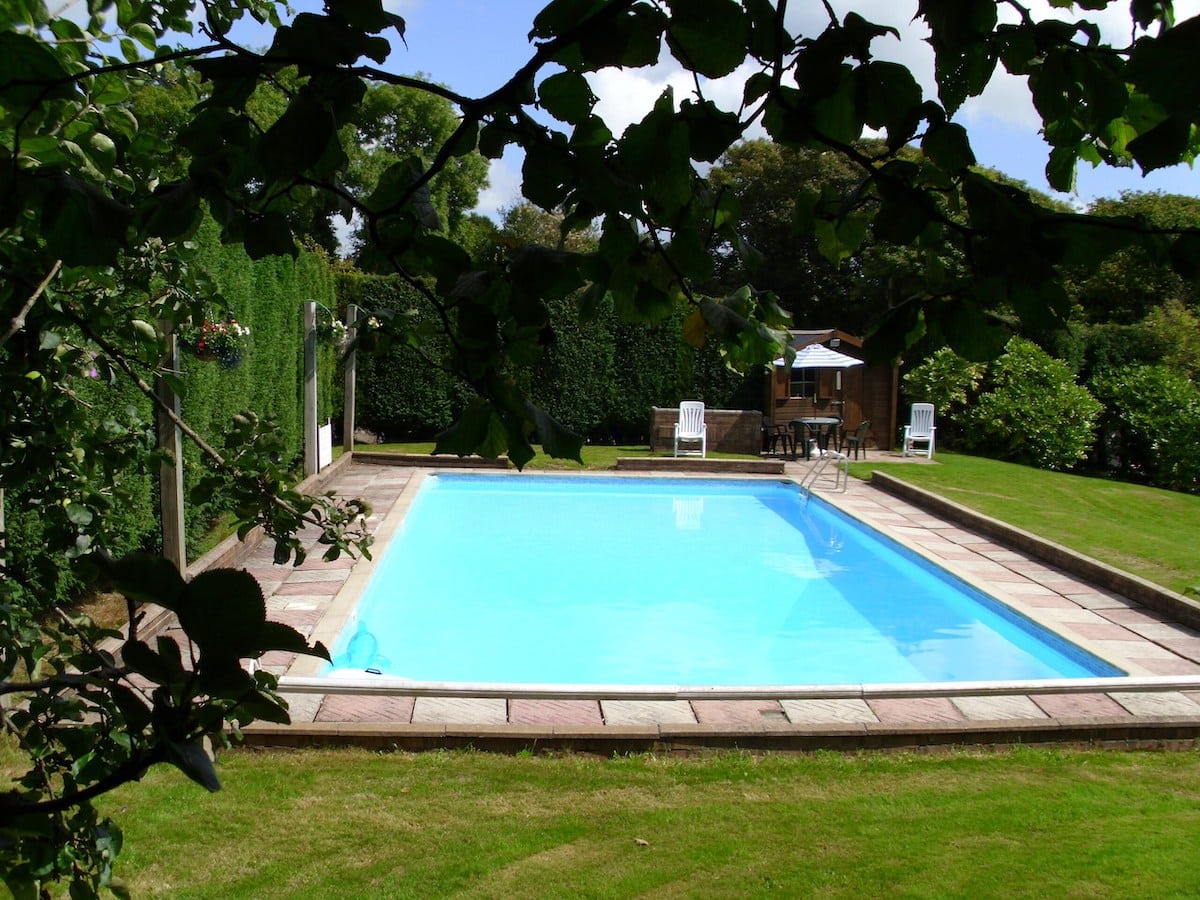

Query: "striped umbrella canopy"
(773, 343), (865, 368)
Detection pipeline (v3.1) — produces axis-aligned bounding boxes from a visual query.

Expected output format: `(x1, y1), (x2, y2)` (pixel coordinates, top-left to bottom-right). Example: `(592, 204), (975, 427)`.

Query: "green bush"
(905, 339), (1101, 471)
(1080, 322), (1166, 378)
(1090, 365), (1200, 493)
(902, 347), (985, 449)
(2, 375), (157, 609)
(959, 338), (1103, 470)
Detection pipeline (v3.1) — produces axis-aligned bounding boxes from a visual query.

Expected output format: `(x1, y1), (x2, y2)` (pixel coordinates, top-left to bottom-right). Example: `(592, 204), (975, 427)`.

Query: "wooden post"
(156, 329), (187, 573)
(342, 304), (357, 453)
(303, 300), (318, 477)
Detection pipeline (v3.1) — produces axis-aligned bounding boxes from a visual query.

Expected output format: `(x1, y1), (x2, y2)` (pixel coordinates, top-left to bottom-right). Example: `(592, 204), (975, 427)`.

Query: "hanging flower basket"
(181, 318), (251, 370)
(314, 306), (348, 348)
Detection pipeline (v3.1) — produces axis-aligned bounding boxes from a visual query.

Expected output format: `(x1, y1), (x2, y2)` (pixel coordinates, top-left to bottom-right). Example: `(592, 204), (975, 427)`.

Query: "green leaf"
(121, 639), (175, 686)
(921, 0), (999, 114)
(577, 4), (666, 70)
(127, 22), (156, 51)
(678, 99), (744, 163)
(109, 683), (153, 733)
(65, 502), (93, 526)
(1169, 232), (1200, 279)
(666, 225), (713, 282)
(232, 690), (293, 725)
(539, 71), (595, 125)
(240, 212), (298, 259)
(921, 122), (976, 173)
(682, 308), (708, 348)
(697, 296), (751, 340)
(936, 297), (1011, 361)
(530, 0), (607, 39)
(865, 300), (926, 364)
(435, 399), (509, 459)
(445, 121), (479, 157)
(811, 69), (861, 144)
(166, 738), (222, 793)
(258, 621), (330, 660)
(41, 176), (133, 267)
(1127, 117), (1192, 173)
(1126, 17), (1200, 117)
(142, 181), (202, 241)
(0, 33), (75, 105)
(176, 569), (267, 661)
(258, 91), (336, 177)
(329, 0), (399, 33)
(856, 61), (922, 148)
(664, 0), (748, 78)
(525, 402), (583, 462)
(521, 138), (574, 210)
(1045, 146), (1078, 193)
(105, 553), (186, 609)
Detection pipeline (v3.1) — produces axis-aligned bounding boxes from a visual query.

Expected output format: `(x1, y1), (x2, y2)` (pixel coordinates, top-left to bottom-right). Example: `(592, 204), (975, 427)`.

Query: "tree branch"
(0, 748), (164, 818)
(1, 259), (61, 349)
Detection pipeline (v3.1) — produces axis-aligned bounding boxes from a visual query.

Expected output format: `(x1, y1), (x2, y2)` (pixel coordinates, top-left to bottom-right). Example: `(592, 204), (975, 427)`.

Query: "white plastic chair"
(902, 403), (936, 458)
(673, 401), (707, 457)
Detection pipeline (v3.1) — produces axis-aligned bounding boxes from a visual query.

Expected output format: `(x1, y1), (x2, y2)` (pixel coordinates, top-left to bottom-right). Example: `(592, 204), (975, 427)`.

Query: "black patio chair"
(841, 420), (871, 459)
(761, 417), (795, 458)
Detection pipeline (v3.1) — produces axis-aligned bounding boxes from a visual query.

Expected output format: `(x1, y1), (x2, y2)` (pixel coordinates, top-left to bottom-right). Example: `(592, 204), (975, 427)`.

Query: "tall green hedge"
(346, 274), (760, 443)
(179, 221), (338, 547)
(4, 218), (339, 608)
(338, 271), (472, 439)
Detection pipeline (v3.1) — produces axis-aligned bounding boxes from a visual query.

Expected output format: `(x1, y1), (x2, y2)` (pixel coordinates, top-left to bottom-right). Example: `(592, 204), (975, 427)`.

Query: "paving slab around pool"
(187, 458), (1200, 752)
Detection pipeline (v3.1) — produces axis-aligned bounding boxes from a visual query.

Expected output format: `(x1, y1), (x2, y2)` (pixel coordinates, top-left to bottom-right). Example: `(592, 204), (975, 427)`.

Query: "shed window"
(789, 368), (816, 399)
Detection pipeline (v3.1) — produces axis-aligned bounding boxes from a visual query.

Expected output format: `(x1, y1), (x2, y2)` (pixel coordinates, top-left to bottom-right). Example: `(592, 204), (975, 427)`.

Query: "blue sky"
(216, 0), (1200, 218)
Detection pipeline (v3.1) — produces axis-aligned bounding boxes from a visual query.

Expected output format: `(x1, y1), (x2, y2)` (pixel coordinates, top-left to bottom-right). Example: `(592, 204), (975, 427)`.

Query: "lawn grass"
(849, 452), (1200, 596)
(97, 747), (1200, 898)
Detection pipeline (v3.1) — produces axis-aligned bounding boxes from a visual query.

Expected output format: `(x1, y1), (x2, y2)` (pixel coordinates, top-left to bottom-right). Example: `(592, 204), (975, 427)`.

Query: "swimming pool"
(323, 474), (1123, 687)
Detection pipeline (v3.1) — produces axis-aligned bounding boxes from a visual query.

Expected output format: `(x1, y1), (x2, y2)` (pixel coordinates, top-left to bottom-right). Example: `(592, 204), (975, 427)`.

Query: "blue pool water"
(325, 474), (1123, 686)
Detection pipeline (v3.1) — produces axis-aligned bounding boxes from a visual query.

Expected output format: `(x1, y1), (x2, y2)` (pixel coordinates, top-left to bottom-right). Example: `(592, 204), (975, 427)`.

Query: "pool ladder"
(799, 449), (849, 499)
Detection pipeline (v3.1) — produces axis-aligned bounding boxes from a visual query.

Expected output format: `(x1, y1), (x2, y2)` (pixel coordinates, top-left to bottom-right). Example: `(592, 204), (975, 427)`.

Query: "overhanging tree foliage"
(4, 0), (1200, 894)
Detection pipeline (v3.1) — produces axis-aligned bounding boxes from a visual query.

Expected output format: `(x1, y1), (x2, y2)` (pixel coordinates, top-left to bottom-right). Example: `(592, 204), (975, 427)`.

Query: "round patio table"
(791, 417), (842, 460)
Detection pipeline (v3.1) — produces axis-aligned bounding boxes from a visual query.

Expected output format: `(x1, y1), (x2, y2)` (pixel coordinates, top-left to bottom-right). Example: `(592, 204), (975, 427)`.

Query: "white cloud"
(587, 64), (697, 138)
(473, 150), (523, 222)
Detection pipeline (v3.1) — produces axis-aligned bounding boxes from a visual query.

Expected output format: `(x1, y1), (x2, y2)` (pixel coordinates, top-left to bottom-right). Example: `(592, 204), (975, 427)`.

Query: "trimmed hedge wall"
(344, 273), (759, 443)
(5, 218), (339, 608)
(179, 221), (339, 547)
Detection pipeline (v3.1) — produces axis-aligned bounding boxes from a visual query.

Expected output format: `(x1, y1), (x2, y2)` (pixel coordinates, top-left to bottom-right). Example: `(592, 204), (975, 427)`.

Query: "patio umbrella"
(773, 343), (864, 369)
(774, 343), (865, 422)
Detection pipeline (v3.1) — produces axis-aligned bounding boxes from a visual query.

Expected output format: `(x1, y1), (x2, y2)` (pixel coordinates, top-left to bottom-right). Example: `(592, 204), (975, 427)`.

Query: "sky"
(150, 0), (1200, 219)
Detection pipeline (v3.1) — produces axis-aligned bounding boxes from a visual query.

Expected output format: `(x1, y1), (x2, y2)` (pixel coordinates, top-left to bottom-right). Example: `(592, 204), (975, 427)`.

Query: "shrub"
(959, 338), (1102, 470)
(1090, 365), (1200, 493)
(902, 347), (985, 448)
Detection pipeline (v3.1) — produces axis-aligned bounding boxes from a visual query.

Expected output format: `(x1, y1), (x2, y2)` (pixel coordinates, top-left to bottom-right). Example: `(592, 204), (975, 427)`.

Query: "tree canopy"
(4, 0), (1200, 894)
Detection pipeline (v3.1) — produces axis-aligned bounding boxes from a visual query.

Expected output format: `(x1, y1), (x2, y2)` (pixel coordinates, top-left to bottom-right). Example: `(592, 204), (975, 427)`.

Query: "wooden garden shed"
(765, 329), (900, 452)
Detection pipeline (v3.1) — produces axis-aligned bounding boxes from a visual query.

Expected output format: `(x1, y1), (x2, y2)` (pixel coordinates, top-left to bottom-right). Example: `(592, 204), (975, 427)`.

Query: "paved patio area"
(193, 457), (1200, 752)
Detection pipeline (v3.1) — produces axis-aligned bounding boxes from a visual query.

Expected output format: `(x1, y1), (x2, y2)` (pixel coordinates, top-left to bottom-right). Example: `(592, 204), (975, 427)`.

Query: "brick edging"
(236, 717), (1200, 754)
